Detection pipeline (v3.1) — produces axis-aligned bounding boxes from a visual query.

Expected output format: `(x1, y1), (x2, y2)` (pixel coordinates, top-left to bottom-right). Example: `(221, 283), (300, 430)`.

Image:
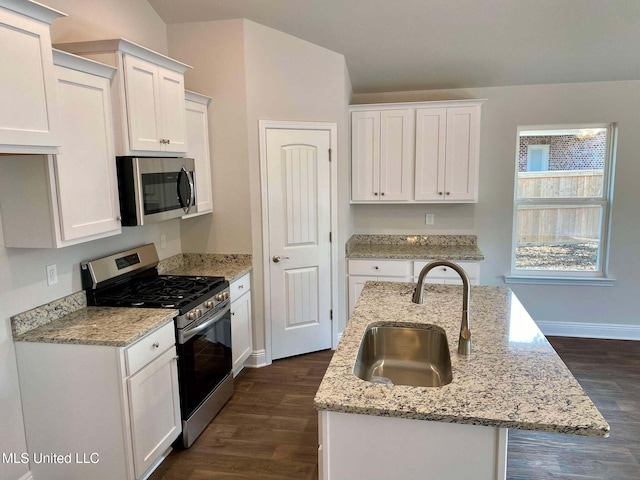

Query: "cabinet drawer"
(349, 260), (410, 277)
(413, 261), (479, 279)
(230, 273), (251, 302)
(125, 321), (176, 376)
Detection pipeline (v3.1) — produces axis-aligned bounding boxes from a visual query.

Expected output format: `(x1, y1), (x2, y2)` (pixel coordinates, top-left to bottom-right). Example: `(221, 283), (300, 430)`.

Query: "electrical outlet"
(160, 234), (167, 249)
(425, 214), (435, 225)
(46, 264), (58, 286)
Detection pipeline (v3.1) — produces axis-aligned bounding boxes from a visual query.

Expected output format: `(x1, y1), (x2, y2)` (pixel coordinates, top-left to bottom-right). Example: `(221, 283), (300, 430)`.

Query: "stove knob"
(216, 293), (224, 302)
(187, 311), (196, 321)
(204, 301), (214, 309)
(224, 291), (230, 301)
(196, 309), (203, 318)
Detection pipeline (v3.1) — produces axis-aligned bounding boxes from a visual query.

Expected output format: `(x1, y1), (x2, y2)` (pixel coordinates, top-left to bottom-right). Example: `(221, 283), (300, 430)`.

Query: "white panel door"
(185, 98), (212, 214)
(267, 128), (332, 359)
(379, 109), (413, 201)
(351, 110), (380, 201)
(53, 65), (120, 241)
(128, 348), (181, 480)
(123, 54), (162, 152)
(415, 108), (447, 200)
(0, 7), (59, 150)
(158, 67), (187, 153)
(445, 106), (480, 201)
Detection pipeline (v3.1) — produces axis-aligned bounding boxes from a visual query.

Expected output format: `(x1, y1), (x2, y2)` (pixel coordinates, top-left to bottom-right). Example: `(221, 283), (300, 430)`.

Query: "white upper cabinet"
(182, 90), (213, 218)
(0, 0), (66, 154)
(351, 100), (484, 203)
(53, 38), (191, 156)
(351, 109), (414, 201)
(415, 105), (482, 202)
(0, 50), (121, 248)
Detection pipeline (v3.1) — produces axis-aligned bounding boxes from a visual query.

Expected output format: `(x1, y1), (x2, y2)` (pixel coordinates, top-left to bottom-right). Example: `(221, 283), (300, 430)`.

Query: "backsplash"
(11, 291), (86, 337)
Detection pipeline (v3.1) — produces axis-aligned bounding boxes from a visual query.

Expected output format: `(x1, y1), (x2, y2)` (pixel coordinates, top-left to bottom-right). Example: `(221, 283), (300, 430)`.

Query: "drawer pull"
(374, 266), (379, 270)
(238, 285), (244, 290)
(152, 342), (160, 349)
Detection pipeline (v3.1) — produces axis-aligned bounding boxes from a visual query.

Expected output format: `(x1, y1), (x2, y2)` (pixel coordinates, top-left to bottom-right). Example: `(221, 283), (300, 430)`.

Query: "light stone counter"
(12, 307), (177, 347)
(160, 253), (252, 283)
(314, 281), (609, 437)
(346, 234), (484, 260)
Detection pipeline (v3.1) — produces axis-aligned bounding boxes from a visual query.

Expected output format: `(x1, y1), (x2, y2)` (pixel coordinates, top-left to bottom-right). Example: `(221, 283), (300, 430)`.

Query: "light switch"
(46, 264), (58, 286)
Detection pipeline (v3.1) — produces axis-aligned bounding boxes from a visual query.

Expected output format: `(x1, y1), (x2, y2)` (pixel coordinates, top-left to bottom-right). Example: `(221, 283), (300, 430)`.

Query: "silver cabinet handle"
(152, 342), (160, 348)
(273, 255), (290, 263)
(167, 139), (171, 144)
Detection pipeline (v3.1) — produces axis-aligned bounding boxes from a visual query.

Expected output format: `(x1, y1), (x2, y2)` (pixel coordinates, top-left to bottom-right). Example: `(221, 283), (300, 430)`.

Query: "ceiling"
(148, 0), (640, 94)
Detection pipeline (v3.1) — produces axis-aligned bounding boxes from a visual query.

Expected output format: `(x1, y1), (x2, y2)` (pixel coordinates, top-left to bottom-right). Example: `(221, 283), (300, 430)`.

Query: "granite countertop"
(13, 306), (177, 347)
(160, 253), (252, 283)
(346, 234), (484, 261)
(314, 281), (609, 437)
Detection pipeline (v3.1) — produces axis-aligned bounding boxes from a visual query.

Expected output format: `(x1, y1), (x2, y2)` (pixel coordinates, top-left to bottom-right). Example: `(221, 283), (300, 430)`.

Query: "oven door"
(176, 303), (232, 420)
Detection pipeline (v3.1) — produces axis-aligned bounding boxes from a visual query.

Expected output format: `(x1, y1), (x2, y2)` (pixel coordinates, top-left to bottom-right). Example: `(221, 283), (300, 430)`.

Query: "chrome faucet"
(412, 260), (472, 355)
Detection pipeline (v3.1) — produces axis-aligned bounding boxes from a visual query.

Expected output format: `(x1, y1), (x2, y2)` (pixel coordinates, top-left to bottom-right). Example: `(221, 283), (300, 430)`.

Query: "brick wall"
(518, 132), (606, 172)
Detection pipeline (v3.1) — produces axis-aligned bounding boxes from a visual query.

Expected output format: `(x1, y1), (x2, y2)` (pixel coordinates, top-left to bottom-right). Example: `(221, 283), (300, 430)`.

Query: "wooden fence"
(516, 170), (603, 245)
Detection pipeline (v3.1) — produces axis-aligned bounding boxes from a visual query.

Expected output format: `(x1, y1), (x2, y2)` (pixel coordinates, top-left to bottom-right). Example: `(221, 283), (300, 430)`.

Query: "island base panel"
(319, 410), (507, 480)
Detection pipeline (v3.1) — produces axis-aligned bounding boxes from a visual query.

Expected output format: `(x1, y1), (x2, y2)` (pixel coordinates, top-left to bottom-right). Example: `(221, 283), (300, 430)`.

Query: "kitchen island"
(314, 281), (609, 480)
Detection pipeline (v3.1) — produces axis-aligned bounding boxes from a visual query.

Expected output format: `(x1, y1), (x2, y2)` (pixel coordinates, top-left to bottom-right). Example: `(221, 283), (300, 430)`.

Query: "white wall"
(168, 19), (351, 354)
(45, 0), (168, 54)
(352, 81), (640, 331)
(0, 2), (172, 479)
(243, 20), (351, 352)
(167, 19), (253, 255)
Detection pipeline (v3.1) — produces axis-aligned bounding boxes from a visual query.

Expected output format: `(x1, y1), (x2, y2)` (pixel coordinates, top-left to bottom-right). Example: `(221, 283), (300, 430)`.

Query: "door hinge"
(329, 232), (332, 243)
(329, 148), (332, 162)
(330, 309), (333, 321)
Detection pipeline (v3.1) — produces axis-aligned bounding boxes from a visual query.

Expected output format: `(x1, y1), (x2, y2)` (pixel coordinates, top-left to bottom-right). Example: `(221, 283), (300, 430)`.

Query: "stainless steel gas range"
(81, 244), (233, 448)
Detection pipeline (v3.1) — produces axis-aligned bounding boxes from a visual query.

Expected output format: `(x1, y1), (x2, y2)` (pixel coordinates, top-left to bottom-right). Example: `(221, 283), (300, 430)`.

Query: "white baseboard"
(17, 472), (33, 480)
(536, 320), (640, 341)
(244, 349), (269, 368)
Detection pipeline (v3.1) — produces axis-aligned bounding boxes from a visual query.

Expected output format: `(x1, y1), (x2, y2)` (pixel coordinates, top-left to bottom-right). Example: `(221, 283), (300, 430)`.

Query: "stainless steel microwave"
(116, 156), (196, 226)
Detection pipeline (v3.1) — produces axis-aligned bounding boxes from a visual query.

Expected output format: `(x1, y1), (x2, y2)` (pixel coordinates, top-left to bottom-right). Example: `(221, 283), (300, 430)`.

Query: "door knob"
(273, 255), (290, 263)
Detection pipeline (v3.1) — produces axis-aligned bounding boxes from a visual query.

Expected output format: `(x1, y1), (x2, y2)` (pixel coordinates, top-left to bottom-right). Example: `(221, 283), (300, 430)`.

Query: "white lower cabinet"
(348, 259), (480, 315)
(15, 322), (181, 480)
(230, 273), (253, 376)
(319, 410), (507, 480)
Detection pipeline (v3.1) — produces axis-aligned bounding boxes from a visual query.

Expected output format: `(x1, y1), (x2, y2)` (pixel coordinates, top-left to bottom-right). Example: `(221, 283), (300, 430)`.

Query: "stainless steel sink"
(354, 325), (453, 387)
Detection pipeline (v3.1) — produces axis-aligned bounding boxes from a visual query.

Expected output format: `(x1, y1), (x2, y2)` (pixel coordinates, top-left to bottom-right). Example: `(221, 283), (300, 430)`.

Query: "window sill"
(503, 275), (616, 287)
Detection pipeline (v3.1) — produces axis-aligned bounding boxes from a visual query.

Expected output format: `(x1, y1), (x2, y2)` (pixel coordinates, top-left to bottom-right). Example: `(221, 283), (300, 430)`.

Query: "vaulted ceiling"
(148, 0), (640, 94)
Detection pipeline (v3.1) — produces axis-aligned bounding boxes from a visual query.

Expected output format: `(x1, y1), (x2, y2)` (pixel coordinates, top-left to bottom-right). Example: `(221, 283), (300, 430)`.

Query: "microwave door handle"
(177, 167), (195, 214)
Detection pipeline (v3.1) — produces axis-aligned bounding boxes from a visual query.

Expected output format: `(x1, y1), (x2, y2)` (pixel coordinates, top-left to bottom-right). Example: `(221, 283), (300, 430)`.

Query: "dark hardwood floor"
(150, 338), (640, 480)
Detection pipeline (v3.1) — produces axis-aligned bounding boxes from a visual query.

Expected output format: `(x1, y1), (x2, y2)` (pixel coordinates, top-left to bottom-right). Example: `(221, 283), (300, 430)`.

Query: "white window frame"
(505, 123), (617, 286)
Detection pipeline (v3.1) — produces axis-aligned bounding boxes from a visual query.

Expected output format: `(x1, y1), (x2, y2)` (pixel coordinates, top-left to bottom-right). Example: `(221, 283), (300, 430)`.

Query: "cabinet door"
(53, 65), (121, 241)
(128, 347), (181, 479)
(348, 275), (378, 316)
(444, 106), (480, 201)
(0, 7), (59, 151)
(123, 54), (163, 152)
(415, 108), (447, 201)
(158, 67), (187, 153)
(351, 110), (380, 201)
(184, 98), (212, 215)
(231, 291), (252, 376)
(379, 109), (413, 201)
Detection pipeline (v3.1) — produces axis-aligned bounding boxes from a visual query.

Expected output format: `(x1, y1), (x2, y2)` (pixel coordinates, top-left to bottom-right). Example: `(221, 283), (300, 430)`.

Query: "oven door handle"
(178, 305), (229, 344)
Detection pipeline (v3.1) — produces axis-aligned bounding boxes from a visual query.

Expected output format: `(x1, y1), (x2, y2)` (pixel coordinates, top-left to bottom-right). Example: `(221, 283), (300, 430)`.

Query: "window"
(507, 124), (616, 284)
